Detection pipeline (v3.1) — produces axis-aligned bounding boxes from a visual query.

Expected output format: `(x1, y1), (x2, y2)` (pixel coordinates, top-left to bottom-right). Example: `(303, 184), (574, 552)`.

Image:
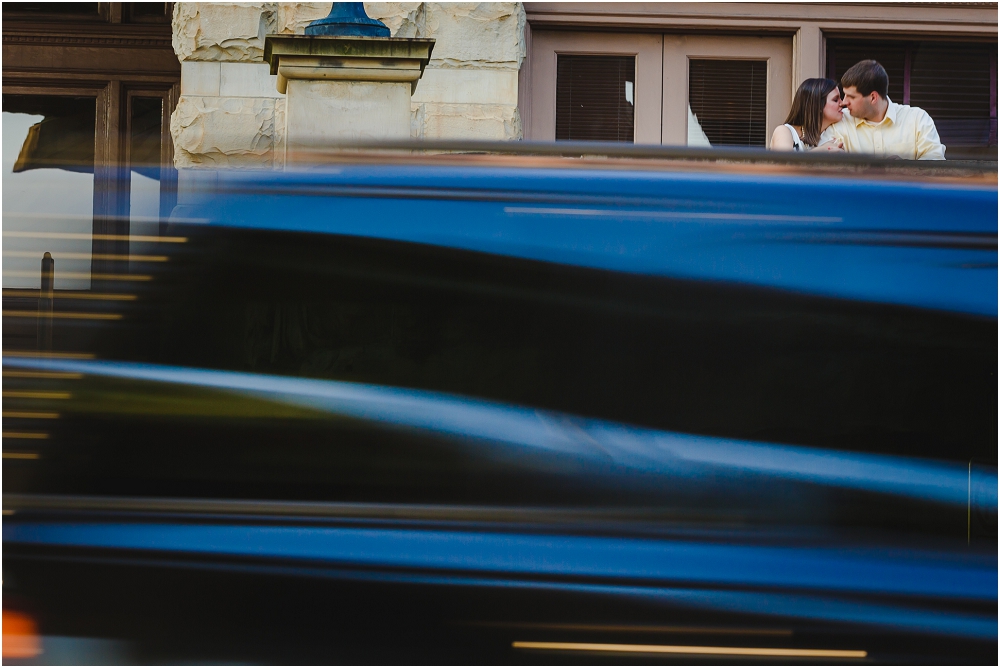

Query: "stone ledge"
(263, 34), (435, 67)
(264, 34), (435, 94)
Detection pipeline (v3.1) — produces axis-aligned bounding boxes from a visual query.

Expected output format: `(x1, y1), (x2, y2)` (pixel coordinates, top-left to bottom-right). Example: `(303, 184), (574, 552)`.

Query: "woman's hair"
(784, 78), (839, 147)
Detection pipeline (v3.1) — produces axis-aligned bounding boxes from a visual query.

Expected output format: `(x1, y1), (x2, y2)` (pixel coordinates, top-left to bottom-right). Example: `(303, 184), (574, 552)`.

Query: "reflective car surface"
(3, 147), (997, 664)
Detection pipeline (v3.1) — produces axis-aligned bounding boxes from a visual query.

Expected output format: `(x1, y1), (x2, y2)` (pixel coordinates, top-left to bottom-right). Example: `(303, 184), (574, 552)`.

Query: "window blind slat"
(689, 59), (768, 147)
(556, 55), (635, 142)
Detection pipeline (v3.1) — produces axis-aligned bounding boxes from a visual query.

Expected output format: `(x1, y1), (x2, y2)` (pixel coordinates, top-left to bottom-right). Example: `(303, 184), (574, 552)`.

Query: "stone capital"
(263, 34), (434, 94)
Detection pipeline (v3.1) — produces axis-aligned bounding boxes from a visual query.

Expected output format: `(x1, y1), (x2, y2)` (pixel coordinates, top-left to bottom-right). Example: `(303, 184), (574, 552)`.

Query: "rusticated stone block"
(275, 2), (327, 35)
(415, 102), (520, 140)
(170, 96), (280, 168)
(422, 3), (524, 68)
(172, 2), (277, 62)
(366, 3), (426, 38)
(412, 67), (517, 105)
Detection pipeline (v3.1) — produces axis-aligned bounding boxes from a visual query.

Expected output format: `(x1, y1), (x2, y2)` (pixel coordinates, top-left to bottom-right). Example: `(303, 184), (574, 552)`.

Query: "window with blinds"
(556, 55), (635, 142)
(688, 59), (768, 147)
(828, 39), (998, 158)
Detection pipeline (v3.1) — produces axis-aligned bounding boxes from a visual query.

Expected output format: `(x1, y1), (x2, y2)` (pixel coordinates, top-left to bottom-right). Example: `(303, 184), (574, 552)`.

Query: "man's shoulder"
(891, 102), (934, 123)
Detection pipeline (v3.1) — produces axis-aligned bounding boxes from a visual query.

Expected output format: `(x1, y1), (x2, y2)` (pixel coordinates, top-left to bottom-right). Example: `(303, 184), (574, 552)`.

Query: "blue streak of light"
(135, 557), (998, 641)
(3, 522), (994, 603)
(173, 166), (999, 317)
(4, 356), (994, 509)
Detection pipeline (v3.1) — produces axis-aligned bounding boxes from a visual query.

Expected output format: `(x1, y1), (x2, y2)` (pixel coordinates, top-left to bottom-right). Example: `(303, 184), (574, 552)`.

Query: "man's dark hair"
(841, 60), (889, 99)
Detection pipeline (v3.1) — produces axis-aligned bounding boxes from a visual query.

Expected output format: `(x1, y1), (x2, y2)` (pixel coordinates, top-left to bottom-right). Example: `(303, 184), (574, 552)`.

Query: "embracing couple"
(770, 59), (945, 160)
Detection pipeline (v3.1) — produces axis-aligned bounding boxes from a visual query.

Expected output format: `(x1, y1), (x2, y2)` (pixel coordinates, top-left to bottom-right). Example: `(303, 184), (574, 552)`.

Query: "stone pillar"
(277, 3), (526, 141)
(263, 34), (433, 156)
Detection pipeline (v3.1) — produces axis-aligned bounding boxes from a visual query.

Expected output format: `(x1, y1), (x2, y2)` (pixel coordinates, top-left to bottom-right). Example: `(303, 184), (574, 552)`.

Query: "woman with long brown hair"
(771, 78), (845, 151)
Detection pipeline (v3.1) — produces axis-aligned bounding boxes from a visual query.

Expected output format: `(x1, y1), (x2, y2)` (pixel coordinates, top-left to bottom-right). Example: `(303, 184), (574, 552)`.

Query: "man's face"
(841, 86), (879, 121)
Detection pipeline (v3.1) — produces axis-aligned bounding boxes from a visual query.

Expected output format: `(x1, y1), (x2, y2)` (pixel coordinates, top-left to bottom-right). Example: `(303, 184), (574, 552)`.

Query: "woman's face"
(823, 87), (844, 125)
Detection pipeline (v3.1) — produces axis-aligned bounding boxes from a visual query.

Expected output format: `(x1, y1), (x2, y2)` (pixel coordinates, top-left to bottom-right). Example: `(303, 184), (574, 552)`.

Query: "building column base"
(263, 34), (434, 159)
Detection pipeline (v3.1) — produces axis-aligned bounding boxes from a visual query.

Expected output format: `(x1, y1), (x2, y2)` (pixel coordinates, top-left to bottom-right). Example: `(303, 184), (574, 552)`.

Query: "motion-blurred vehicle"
(3, 144), (997, 664)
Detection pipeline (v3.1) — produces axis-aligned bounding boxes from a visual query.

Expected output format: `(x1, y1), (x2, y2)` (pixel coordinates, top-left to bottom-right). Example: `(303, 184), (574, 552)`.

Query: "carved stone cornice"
(2, 18), (173, 48)
(2, 19), (179, 77)
(2, 32), (173, 49)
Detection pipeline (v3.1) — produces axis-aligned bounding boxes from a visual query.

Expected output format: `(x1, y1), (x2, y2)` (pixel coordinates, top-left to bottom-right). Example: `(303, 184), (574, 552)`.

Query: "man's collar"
(883, 98), (898, 124)
(854, 97), (897, 126)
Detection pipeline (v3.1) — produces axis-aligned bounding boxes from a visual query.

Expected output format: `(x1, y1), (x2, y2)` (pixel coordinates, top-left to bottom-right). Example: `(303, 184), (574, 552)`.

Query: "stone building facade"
(167, 2), (997, 169)
(170, 2), (526, 169)
(3, 2), (996, 178)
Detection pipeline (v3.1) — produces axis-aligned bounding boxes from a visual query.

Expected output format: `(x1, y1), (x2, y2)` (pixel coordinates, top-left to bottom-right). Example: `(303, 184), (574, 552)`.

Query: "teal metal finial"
(305, 3), (390, 37)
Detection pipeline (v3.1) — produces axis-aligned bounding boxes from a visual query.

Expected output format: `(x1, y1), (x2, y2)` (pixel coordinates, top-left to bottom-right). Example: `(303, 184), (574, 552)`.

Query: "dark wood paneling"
(3, 2), (180, 316)
(3, 2), (179, 81)
(3, 43), (180, 78)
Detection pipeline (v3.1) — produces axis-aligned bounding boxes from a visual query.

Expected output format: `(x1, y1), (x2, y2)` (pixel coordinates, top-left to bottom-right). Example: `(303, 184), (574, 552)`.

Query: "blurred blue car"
(3, 147), (997, 663)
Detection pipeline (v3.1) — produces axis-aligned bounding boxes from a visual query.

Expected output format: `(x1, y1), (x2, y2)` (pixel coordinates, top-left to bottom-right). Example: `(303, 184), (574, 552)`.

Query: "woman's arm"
(770, 125), (795, 151)
(810, 138), (845, 152)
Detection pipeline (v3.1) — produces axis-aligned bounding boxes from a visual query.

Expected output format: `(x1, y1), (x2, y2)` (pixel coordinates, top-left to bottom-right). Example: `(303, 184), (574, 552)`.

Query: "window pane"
(129, 97), (164, 272)
(688, 59), (768, 147)
(909, 42), (996, 151)
(556, 55), (635, 142)
(828, 39), (998, 156)
(827, 40), (906, 103)
(2, 95), (96, 290)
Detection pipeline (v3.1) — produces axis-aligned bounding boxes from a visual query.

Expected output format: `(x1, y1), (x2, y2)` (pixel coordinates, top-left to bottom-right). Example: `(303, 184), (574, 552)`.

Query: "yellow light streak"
(511, 641), (867, 659)
(2, 411), (60, 419)
(2, 391), (71, 399)
(4, 310), (123, 321)
(2, 509), (14, 515)
(4, 230), (187, 243)
(3, 371), (83, 379)
(2, 453), (41, 460)
(2, 291), (137, 301)
(485, 622), (791, 636)
(4, 251), (169, 262)
(3, 351), (94, 359)
(2, 271), (151, 281)
(2, 432), (49, 440)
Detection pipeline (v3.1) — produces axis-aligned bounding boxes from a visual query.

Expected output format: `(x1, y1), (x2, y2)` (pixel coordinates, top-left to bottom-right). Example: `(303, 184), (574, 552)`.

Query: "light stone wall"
(170, 2), (525, 169)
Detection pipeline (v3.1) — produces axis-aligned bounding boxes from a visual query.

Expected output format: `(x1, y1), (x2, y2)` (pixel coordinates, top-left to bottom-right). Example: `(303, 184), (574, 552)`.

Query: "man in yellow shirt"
(822, 60), (946, 160)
